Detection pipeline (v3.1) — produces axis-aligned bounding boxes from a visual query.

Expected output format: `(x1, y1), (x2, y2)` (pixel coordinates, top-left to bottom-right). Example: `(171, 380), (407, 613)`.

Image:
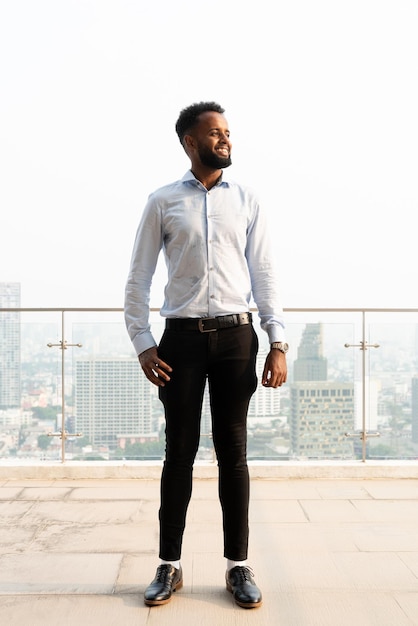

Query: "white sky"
(1, 0), (417, 309)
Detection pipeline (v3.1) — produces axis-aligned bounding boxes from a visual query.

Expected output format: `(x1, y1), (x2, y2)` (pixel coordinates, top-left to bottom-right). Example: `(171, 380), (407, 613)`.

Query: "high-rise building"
(290, 323), (355, 458)
(411, 375), (418, 443)
(75, 358), (160, 447)
(293, 323), (327, 382)
(0, 282), (21, 408)
(249, 345), (281, 420)
(290, 381), (355, 458)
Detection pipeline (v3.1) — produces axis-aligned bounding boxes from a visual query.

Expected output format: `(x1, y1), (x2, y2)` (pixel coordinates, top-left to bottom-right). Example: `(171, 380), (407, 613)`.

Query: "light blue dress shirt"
(125, 170), (286, 356)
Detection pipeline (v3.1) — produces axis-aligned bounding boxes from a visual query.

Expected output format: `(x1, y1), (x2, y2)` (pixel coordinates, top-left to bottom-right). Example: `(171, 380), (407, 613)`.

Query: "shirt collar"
(181, 169), (231, 187)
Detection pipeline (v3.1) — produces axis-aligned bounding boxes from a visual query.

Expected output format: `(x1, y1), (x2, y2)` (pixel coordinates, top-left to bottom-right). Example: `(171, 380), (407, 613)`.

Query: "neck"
(191, 166), (222, 191)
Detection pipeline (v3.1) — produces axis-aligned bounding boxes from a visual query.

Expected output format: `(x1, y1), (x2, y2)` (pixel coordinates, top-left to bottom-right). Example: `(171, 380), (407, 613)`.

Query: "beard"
(198, 144), (232, 169)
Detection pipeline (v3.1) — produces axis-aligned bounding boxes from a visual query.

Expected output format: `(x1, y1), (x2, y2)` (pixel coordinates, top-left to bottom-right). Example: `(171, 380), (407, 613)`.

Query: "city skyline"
(2, 291), (418, 462)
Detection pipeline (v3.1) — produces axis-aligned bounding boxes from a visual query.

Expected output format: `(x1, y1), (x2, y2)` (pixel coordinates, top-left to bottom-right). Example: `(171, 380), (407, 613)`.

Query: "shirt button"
(210, 295), (215, 299)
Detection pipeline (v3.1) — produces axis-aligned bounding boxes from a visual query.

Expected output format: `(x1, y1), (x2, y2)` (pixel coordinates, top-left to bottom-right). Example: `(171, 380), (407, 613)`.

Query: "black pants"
(158, 323), (259, 561)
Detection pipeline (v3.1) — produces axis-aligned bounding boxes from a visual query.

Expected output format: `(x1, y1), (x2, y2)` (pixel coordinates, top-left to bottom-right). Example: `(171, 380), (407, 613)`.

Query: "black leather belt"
(165, 312), (252, 333)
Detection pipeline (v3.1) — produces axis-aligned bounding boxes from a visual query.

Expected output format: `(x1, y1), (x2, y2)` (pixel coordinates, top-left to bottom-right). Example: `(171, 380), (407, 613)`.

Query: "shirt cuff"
(266, 328), (286, 344)
(132, 332), (157, 357)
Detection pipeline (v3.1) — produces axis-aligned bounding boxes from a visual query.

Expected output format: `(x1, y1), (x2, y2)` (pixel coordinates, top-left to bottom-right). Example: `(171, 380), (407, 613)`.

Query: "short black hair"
(175, 101), (225, 144)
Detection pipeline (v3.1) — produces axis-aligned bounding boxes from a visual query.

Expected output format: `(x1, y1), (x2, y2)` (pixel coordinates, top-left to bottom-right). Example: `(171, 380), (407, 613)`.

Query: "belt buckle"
(198, 318), (217, 333)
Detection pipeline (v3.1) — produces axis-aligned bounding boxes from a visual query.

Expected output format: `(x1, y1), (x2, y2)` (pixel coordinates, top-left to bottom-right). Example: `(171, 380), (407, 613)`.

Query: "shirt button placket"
(206, 191), (215, 314)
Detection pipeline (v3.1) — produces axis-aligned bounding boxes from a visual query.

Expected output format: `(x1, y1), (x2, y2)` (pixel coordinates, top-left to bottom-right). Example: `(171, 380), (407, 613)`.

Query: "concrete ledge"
(0, 460), (417, 480)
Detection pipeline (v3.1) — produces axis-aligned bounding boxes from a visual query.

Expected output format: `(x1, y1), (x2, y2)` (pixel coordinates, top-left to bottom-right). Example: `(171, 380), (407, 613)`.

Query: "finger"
(154, 359), (172, 374)
(151, 358), (174, 383)
(264, 372), (284, 388)
(151, 361), (171, 381)
(144, 367), (166, 387)
(261, 364), (270, 386)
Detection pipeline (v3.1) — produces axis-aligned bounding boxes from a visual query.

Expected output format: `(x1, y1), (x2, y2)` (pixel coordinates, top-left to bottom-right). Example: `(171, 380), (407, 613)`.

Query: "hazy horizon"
(1, 1), (417, 310)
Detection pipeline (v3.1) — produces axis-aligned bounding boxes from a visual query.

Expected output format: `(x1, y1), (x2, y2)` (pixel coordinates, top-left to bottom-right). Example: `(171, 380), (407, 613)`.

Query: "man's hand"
(138, 346), (172, 387)
(262, 350), (287, 388)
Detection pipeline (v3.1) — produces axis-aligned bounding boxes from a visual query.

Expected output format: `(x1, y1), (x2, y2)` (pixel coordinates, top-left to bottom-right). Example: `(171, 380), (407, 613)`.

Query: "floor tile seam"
(397, 553), (418, 581)
(0, 550), (128, 556)
(0, 589), (395, 599)
(6, 522), (158, 531)
(1, 481), (57, 487)
(353, 498), (418, 503)
(1, 587), (127, 597)
(13, 496), (418, 503)
(9, 497), (155, 503)
(3, 586), (418, 597)
(0, 591), (129, 597)
(160, 516), (418, 526)
(0, 487), (26, 497)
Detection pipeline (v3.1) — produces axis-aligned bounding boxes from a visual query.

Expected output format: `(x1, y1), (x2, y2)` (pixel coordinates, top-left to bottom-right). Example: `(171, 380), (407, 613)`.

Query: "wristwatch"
(270, 342), (289, 353)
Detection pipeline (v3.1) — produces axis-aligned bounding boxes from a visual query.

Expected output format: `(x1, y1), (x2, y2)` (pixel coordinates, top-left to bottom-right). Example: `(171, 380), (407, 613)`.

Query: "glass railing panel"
(0, 311), (62, 462)
(248, 311), (361, 461)
(366, 312), (418, 460)
(59, 310), (362, 463)
(68, 310), (166, 461)
(1, 308), (418, 463)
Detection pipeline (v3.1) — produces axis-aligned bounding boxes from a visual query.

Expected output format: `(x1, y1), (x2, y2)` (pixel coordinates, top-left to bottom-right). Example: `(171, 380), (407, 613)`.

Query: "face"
(189, 111), (232, 169)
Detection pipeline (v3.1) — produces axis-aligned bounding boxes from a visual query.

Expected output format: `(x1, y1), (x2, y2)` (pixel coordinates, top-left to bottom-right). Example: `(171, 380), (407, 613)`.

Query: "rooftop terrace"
(1, 464), (418, 625)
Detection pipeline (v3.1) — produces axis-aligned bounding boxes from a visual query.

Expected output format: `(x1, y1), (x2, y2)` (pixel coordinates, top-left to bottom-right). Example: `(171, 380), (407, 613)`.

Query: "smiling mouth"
(216, 147), (230, 156)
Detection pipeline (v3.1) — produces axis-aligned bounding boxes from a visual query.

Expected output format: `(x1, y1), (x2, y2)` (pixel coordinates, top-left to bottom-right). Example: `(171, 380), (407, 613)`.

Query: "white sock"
(227, 559), (247, 571)
(161, 559), (180, 570)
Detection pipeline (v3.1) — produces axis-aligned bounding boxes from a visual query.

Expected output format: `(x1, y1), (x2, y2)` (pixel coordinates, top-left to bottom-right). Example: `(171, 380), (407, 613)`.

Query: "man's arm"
(245, 199), (286, 345)
(124, 197), (162, 356)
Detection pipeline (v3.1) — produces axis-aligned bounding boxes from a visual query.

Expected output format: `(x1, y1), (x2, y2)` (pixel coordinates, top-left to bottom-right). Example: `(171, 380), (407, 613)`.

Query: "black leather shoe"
(226, 566), (262, 608)
(144, 564), (183, 606)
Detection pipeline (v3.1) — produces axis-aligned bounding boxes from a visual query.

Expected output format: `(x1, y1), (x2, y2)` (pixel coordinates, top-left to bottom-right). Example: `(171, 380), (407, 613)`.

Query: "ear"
(183, 134), (196, 151)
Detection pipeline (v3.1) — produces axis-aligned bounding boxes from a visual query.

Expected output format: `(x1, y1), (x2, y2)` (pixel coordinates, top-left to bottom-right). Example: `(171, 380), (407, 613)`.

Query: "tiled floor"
(1, 474), (418, 625)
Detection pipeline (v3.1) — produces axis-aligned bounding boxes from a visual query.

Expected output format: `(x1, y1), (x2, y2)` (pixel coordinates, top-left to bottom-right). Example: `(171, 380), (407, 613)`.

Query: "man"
(125, 101), (288, 609)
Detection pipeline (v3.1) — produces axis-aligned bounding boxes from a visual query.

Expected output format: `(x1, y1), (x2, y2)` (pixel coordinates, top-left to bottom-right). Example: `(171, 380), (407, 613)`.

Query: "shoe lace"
(155, 564), (172, 582)
(235, 566), (254, 582)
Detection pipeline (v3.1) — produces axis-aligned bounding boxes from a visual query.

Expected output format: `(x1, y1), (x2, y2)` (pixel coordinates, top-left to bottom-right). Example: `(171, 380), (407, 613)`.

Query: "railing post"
(47, 311), (82, 462)
(344, 311), (380, 462)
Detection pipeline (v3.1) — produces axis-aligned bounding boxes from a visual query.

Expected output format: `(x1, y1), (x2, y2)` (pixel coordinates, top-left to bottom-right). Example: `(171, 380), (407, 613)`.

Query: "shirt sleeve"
(245, 197), (286, 344)
(124, 196), (163, 355)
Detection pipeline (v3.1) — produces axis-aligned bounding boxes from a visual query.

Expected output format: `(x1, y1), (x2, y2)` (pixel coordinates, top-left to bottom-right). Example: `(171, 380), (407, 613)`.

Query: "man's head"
(175, 101), (232, 170)
(175, 102), (225, 144)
